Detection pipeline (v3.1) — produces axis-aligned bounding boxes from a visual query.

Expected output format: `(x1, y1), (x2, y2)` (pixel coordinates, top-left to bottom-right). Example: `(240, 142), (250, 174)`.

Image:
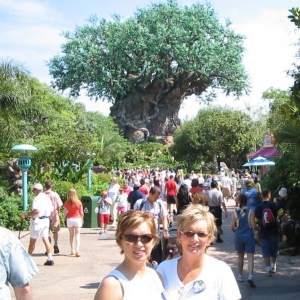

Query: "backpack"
(262, 206), (276, 227)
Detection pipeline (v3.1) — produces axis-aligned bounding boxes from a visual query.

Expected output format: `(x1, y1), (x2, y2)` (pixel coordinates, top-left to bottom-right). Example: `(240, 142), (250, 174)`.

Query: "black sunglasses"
(180, 230), (210, 238)
(122, 234), (154, 244)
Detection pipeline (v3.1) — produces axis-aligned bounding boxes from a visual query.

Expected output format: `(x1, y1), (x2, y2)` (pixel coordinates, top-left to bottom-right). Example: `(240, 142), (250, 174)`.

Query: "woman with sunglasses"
(94, 210), (166, 300)
(157, 204), (241, 299)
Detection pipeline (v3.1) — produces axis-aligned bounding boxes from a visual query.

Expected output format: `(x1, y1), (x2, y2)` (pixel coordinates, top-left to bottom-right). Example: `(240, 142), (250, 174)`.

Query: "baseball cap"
(32, 183), (43, 190)
(134, 182), (141, 188)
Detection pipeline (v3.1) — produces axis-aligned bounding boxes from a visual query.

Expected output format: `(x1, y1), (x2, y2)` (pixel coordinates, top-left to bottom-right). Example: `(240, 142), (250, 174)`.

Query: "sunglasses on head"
(122, 234), (154, 244)
(180, 230), (210, 238)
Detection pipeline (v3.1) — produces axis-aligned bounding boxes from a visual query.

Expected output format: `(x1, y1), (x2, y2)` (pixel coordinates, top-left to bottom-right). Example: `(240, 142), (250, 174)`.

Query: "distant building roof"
(248, 147), (281, 158)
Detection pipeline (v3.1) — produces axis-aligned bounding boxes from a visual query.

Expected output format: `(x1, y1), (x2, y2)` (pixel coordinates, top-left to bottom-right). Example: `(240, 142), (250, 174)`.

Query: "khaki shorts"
(50, 220), (61, 233)
(222, 187), (231, 198)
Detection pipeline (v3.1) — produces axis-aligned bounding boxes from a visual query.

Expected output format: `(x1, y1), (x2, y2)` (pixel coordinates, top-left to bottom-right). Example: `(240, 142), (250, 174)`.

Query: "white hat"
(32, 183), (43, 190)
(279, 188), (287, 197)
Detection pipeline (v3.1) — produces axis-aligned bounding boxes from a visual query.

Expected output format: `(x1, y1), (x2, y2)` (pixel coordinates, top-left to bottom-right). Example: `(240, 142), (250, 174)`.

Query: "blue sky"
(0, 0), (299, 119)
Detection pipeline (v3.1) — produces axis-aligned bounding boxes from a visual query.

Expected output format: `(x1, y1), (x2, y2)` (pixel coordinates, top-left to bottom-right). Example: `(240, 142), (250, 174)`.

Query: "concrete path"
(11, 198), (300, 299)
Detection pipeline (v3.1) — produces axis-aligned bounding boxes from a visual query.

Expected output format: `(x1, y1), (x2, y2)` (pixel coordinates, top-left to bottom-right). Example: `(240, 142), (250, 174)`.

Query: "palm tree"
(0, 59), (32, 116)
(0, 60), (32, 150)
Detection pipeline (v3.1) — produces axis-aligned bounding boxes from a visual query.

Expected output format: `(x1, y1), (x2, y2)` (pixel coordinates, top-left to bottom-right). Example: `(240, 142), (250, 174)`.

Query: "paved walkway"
(12, 199), (300, 299)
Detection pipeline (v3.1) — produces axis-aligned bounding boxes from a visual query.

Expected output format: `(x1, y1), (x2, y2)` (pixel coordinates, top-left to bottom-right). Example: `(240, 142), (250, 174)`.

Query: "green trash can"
(81, 196), (100, 228)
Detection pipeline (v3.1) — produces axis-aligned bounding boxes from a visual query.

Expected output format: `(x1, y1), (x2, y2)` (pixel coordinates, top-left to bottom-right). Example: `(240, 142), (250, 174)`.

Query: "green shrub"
(0, 173), (113, 230)
(0, 195), (30, 231)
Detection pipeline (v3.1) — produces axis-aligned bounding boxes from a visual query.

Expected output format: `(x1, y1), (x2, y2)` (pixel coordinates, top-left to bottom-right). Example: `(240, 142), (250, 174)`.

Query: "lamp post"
(11, 144), (38, 211)
(87, 160), (93, 190)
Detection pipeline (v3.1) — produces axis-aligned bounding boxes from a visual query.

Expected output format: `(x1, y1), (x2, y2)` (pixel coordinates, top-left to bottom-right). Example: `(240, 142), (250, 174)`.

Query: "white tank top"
(103, 268), (167, 300)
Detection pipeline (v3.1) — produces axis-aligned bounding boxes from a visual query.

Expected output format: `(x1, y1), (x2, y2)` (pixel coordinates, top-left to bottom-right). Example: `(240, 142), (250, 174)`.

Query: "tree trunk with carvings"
(110, 81), (184, 145)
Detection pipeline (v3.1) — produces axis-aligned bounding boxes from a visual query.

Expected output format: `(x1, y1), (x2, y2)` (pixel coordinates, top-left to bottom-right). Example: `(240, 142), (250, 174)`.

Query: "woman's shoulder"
(157, 257), (179, 273)
(96, 272), (123, 300)
(204, 255), (229, 269)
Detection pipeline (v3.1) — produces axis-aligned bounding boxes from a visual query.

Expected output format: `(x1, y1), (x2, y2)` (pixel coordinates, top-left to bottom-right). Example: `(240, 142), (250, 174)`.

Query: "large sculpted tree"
(48, 0), (248, 143)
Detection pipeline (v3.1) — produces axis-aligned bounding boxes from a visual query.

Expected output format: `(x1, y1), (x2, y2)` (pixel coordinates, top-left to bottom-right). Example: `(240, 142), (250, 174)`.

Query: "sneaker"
(237, 275), (244, 282)
(99, 230), (104, 234)
(54, 244), (59, 254)
(247, 275), (256, 287)
(76, 252), (81, 257)
(271, 266), (276, 274)
(70, 251), (76, 256)
(266, 270), (272, 277)
(104, 230), (108, 234)
(216, 237), (223, 243)
(44, 260), (54, 266)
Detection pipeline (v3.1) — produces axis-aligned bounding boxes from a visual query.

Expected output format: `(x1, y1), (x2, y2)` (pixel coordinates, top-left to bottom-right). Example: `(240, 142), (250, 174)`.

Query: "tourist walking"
(176, 184), (191, 215)
(64, 188), (83, 257)
(21, 183), (55, 266)
(230, 193), (257, 287)
(255, 189), (279, 276)
(108, 177), (120, 228)
(44, 180), (63, 254)
(206, 180), (228, 243)
(97, 191), (112, 234)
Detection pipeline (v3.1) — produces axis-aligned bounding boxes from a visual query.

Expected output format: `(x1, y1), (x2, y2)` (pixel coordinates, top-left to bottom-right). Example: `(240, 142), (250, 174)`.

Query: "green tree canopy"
(171, 107), (255, 169)
(48, 0), (249, 143)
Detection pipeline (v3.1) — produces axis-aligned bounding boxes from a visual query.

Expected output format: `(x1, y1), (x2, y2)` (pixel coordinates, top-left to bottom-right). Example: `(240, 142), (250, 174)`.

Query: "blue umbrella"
(243, 156), (275, 167)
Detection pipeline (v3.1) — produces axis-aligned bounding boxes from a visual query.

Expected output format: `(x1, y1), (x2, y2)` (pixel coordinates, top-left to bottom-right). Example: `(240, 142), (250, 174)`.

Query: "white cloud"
(0, 0), (59, 21)
(179, 8), (298, 120)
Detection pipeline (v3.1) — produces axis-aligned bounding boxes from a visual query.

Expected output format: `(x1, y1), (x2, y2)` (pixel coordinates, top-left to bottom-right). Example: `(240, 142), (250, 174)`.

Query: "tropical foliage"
(171, 107), (257, 170)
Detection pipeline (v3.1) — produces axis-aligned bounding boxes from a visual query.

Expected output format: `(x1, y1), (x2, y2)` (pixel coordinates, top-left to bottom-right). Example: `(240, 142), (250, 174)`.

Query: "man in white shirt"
(134, 186), (169, 263)
(21, 183), (55, 266)
(221, 173), (233, 202)
(180, 174), (192, 190)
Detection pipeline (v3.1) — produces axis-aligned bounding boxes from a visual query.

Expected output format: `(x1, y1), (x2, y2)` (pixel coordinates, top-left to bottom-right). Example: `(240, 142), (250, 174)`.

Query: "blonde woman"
(64, 188), (83, 257)
(157, 204), (241, 299)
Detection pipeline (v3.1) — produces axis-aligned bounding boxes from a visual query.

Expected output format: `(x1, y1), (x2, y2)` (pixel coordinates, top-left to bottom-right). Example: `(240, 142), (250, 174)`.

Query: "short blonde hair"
(177, 204), (216, 252)
(116, 210), (158, 254)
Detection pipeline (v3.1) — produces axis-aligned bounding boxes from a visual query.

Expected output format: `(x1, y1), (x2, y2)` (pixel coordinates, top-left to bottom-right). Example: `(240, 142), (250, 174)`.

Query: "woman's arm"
(250, 210), (257, 230)
(63, 207), (68, 217)
(94, 276), (123, 300)
(80, 203), (84, 221)
(230, 212), (237, 232)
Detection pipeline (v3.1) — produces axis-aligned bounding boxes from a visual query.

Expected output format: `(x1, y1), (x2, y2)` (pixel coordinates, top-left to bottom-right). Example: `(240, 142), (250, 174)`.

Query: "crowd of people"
(1, 166), (296, 300)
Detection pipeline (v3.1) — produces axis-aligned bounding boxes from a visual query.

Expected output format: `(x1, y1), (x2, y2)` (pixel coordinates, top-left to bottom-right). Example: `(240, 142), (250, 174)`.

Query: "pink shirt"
(45, 190), (63, 223)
